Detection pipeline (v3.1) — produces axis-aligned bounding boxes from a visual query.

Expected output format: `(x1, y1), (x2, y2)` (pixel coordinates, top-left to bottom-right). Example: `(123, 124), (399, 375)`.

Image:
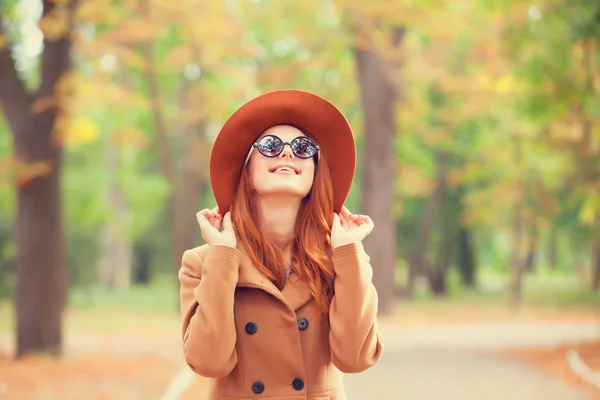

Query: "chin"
(255, 185), (311, 199)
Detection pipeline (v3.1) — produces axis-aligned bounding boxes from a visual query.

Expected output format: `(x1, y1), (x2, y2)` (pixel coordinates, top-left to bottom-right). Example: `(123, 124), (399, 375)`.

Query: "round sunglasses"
(252, 135), (320, 159)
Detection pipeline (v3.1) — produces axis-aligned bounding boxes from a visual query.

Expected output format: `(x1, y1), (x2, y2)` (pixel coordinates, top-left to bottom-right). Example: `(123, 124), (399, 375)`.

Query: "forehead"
(258, 125), (305, 141)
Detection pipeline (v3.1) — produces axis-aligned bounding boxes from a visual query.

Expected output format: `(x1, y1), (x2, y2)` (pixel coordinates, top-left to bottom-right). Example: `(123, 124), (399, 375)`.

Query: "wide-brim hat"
(209, 89), (356, 214)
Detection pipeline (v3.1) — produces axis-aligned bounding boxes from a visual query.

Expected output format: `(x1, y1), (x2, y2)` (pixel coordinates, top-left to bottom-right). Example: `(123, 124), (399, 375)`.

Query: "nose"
(279, 143), (294, 159)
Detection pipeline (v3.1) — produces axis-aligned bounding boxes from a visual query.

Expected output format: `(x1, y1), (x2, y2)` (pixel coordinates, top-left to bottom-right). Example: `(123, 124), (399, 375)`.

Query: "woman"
(179, 90), (383, 399)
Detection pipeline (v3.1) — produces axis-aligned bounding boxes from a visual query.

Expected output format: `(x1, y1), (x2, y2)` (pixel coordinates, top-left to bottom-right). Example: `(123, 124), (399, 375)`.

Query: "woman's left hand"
(331, 205), (374, 248)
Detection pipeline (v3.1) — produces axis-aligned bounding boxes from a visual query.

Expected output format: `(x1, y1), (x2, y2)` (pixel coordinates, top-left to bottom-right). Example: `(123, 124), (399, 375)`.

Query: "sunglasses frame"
(252, 134), (320, 159)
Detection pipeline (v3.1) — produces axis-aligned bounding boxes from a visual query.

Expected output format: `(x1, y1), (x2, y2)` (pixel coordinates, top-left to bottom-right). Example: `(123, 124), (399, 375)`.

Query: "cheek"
(302, 163), (316, 188)
(249, 157), (268, 182)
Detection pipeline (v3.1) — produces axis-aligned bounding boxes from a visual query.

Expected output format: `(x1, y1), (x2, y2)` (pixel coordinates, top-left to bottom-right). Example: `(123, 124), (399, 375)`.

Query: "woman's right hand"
(196, 207), (237, 248)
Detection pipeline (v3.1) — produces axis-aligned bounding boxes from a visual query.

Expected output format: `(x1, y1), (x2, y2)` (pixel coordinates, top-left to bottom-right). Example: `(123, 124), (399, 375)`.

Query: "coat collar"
(236, 243), (313, 312)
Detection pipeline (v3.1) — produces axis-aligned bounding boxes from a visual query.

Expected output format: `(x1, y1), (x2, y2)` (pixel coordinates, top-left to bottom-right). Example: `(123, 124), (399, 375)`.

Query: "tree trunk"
(592, 221), (600, 291)
(134, 241), (153, 285)
(181, 122), (207, 253)
(524, 225), (538, 273)
(0, 1), (78, 357)
(546, 226), (558, 269)
(16, 151), (66, 356)
(139, 0), (206, 277)
(353, 27), (404, 315)
(510, 135), (525, 310)
(428, 219), (453, 296)
(456, 226), (476, 287)
(425, 154), (451, 296)
(407, 153), (447, 297)
(97, 146), (132, 289)
(0, 220), (14, 298)
(138, 0), (184, 275)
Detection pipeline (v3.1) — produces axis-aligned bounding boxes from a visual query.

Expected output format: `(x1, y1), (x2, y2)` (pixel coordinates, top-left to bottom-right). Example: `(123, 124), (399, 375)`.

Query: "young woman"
(178, 90), (383, 399)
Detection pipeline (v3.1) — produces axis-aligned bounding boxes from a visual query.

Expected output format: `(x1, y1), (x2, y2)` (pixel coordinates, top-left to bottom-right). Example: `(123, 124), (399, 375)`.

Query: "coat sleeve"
(178, 244), (241, 378)
(328, 242), (383, 373)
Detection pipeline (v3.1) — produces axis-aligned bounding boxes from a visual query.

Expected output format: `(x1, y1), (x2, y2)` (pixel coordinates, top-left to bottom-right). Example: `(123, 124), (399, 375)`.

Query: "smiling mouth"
(271, 167), (298, 175)
(269, 164), (301, 175)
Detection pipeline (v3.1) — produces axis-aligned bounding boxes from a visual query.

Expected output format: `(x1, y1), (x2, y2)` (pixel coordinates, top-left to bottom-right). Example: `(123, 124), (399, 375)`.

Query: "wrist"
(332, 239), (359, 249)
(211, 241), (237, 249)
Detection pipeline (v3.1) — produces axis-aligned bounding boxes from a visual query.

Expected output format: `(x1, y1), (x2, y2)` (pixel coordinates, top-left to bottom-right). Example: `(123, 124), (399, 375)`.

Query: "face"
(248, 125), (316, 201)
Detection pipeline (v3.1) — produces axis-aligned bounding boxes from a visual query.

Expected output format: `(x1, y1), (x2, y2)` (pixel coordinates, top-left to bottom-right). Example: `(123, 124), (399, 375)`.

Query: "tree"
(0, 0), (79, 356)
(345, 6), (404, 313)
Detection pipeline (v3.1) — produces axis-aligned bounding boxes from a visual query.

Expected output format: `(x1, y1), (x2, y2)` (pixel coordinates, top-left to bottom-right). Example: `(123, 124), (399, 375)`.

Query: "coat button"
(292, 377), (304, 391)
(297, 317), (309, 331)
(252, 380), (264, 394)
(245, 322), (258, 335)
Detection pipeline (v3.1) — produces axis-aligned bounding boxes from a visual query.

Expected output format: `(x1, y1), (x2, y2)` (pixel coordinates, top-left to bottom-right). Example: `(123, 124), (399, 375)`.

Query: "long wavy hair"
(231, 150), (335, 316)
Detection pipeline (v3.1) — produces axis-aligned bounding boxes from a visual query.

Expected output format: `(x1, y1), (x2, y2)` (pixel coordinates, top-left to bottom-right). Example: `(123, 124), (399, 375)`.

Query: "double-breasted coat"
(178, 241), (384, 399)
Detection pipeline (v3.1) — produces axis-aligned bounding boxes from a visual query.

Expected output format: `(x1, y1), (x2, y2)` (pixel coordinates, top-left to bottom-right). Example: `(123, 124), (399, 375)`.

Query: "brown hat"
(209, 89), (356, 214)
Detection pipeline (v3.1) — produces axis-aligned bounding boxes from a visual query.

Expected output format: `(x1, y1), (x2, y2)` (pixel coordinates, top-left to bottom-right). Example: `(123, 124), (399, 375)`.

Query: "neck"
(255, 195), (301, 252)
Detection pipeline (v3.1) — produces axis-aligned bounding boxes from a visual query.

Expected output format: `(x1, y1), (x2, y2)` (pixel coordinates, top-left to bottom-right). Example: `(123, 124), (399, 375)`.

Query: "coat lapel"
(281, 275), (312, 311)
(236, 244), (312, 312)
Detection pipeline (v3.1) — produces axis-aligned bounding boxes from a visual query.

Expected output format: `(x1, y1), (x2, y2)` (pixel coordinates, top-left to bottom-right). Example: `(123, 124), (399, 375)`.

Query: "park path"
(169, 319), (600, 400)
(343, 346), (591, 400)
(1, 319), (598, 399)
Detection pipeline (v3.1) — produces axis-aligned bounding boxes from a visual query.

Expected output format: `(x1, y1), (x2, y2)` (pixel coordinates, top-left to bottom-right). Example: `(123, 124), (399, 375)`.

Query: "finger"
(341, 206), (352, 219)
(222, 212), (233, 231)
(197, 209), (211, 219)
(354, 215), (372, 227)
(344, 212), (359, 228)
(206, 213), (217, 227)
(338, 213), (349, 229)
(352, 215), (364, 224)
(358, 222), (374, 238)
(332, 213), (342, 228)
(362, 215), (373, 225)
(197, 213), (215, 237)
(210, 214), (222, 230)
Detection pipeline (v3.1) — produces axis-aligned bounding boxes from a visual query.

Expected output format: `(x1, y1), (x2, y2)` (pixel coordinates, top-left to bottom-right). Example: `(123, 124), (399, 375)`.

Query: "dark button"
(297, 317), (309, 331)
(252, 380), (264, 394)
(292, 377), (304, 391)
(245, 322), (258, 335)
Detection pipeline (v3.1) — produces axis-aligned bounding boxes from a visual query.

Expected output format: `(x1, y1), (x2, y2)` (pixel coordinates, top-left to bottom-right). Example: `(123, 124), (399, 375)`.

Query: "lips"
(269, 163), (301, 175)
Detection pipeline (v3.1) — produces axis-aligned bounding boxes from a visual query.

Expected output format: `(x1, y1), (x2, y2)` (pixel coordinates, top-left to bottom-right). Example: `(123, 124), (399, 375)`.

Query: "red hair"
(231, 153), (335, 315)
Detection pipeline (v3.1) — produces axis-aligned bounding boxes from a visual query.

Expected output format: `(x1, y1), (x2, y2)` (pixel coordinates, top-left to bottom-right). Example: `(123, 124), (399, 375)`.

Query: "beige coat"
(178, 242), (383, 399)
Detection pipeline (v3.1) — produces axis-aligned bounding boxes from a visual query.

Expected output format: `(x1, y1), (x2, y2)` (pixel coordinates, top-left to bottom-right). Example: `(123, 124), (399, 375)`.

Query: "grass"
(68, 279), (179, 313)
(384, 267), (600, 324)
(0, 269), (598, 333)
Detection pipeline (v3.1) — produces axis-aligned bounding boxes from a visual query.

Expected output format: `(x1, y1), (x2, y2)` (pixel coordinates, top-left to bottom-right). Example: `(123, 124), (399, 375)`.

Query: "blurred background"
(0, 0), (599, 399)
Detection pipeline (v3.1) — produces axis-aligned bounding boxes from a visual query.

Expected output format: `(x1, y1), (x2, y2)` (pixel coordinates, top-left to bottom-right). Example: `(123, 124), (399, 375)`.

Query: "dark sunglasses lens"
(257, 136), (283, 157)
(291, 137), (317, 158)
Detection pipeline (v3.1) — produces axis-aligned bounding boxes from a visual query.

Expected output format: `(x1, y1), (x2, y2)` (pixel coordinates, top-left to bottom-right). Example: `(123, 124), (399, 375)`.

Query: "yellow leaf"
(0, 34), (7, 50)
(578, 195), (598, 226)
(55, 116), (100, 147)
(72, 117), (100, 144)
(494, 75), (516, 94)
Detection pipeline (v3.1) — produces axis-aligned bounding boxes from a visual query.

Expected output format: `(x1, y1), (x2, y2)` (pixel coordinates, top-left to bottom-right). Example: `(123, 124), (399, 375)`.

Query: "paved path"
(339, 320), (599, 400)
(378, 320), (600, 351)
(165, 319), (600, 399)
(344, 347), (592, 400)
